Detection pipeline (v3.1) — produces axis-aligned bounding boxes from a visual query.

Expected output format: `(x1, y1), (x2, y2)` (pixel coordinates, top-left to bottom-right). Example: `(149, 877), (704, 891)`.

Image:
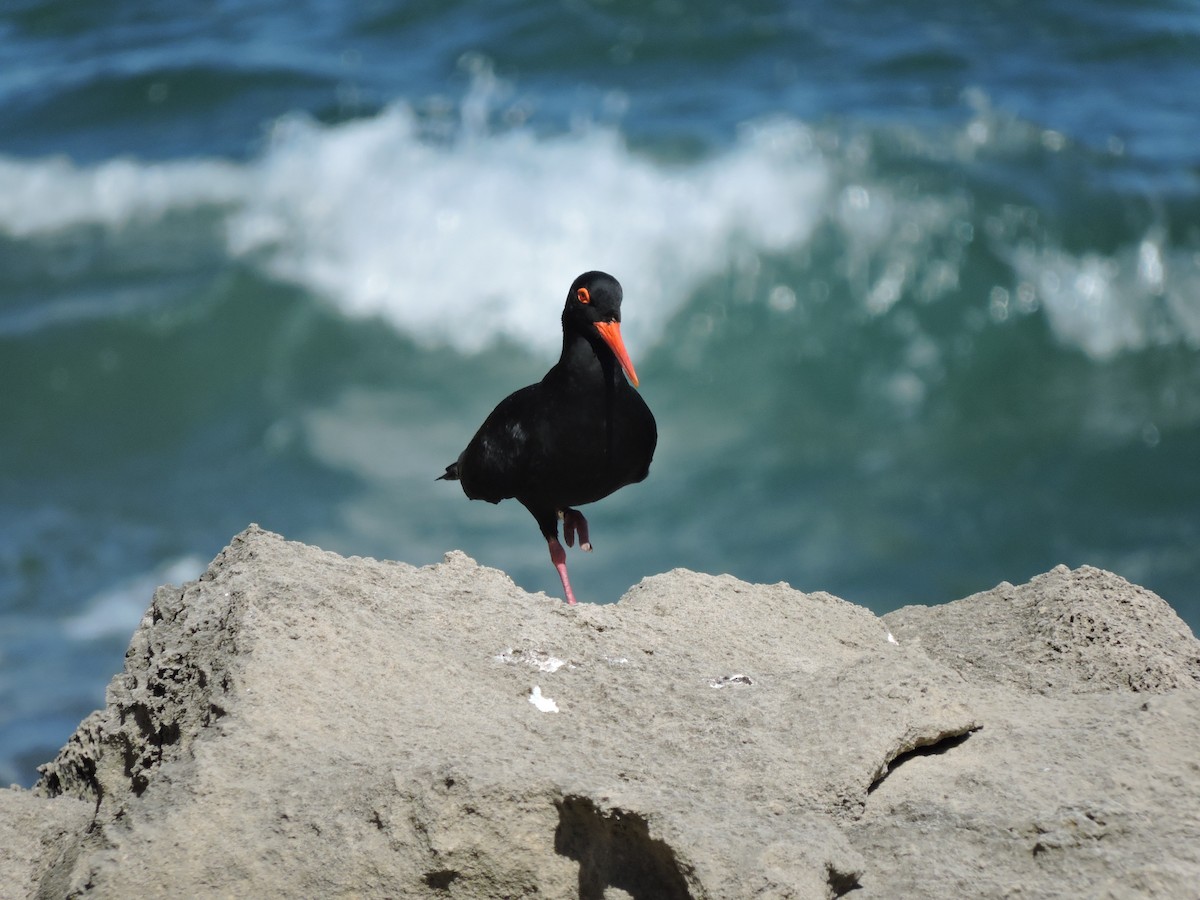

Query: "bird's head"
(563, 271), (640, 387)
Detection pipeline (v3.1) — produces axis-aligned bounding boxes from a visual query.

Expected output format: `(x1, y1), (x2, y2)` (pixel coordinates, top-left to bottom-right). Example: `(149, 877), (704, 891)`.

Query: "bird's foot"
(546, 536), (579, 605)
(561, 507), (592, 552)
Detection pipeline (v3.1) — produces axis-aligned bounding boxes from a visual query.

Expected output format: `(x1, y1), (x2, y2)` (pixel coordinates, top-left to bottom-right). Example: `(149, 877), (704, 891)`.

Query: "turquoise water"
(2, 0), (1199, 784)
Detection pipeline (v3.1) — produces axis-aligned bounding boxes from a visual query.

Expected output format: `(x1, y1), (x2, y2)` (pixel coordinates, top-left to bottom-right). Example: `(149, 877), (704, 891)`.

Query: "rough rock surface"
(2, 526), (1198, 899)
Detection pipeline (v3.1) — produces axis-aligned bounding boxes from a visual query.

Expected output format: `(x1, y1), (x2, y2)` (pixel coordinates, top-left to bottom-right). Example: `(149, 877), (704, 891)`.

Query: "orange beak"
(593, 321), (640, 387)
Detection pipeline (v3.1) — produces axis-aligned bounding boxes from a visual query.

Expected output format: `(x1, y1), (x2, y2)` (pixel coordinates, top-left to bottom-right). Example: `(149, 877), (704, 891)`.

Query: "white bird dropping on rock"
(529, 685), (559, 713)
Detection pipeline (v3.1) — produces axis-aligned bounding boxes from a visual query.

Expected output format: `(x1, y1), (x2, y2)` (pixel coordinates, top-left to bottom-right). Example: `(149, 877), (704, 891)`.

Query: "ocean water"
(2, 0), (1199, 785)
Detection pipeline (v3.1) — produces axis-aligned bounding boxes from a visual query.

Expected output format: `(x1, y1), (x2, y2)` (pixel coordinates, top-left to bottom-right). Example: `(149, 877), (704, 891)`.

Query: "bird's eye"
(576, 288), (591, 304)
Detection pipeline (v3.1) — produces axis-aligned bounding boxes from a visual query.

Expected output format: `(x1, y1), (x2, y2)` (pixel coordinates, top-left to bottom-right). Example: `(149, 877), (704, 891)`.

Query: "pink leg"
(561, 508), (592, 552)
(547, 536), (579, 605)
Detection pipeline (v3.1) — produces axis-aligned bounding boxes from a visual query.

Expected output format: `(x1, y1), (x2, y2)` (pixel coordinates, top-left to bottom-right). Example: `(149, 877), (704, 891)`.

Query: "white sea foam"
(0, 94), (829, 354)
(1012, 233), (1200, 359)
(2, 78), (1197, 361)
(222, 107), (829, 353)
(0, 154), (247, 237)
(63, 555), (206, 641)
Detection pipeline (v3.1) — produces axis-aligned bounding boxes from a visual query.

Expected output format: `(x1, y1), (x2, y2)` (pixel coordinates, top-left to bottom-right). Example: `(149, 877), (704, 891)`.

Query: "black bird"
(438, 271), (657, 604)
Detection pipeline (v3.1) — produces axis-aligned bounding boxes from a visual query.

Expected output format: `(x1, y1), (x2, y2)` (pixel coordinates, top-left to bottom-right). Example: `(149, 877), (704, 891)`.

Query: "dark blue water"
(2, 0), (1199, 785)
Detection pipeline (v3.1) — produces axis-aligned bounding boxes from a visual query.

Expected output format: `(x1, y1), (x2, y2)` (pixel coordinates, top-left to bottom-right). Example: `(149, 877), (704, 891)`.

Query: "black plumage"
(438, 271), (657, 604)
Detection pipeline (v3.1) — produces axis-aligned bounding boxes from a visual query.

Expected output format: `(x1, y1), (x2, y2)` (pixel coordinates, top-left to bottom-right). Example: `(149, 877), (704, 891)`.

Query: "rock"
(885, 565), (1200, 694)
(3, 525), (1198, 898)
(0, 789), (91, 900)
(850, 569), (1200, 897)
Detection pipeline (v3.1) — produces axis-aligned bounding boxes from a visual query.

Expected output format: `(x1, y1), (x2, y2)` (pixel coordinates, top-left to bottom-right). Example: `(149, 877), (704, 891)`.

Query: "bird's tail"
(436, 462), (459, 482)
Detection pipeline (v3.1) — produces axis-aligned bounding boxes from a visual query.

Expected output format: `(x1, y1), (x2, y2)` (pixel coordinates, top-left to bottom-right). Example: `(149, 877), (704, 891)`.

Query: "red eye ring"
(576, 288), (591, 304)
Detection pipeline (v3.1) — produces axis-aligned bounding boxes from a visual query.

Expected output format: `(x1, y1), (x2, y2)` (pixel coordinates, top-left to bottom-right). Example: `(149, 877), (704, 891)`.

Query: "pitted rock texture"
(1, 526), (1196, 899)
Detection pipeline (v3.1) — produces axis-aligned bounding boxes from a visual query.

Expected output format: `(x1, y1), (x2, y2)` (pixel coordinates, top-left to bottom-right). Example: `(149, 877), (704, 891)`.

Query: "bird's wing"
(457, 386), (540, 502)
